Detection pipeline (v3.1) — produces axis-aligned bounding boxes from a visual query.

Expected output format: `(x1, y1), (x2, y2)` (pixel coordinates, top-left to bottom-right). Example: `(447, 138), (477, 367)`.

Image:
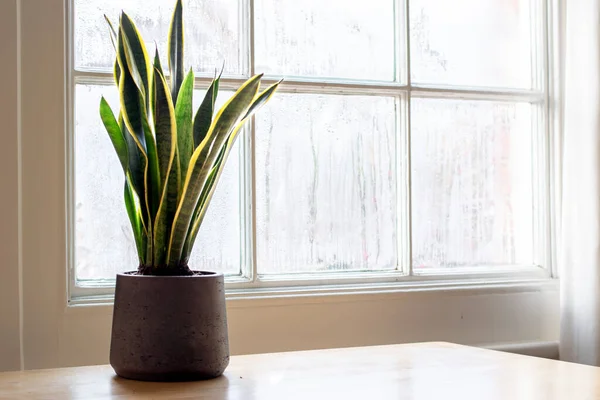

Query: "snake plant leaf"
(166, 74), (263, 266)
(146, 215), (154, 265)
(181, 147), (226, 263)
(117, 31), (165, 225)
(124, 176), (146, 264)
(118, 60), (153, 228)
(101, 0), (281, 270)
(160, 29), (182, 226)
(154, 68), (176, 187)
(193, 74), (221, 149)
(181, 82), (282, 260)
(117, 29), (154, 239)
(152, 67), (178, 265)
(167, 149), (182, 225)
(175, 69), (195, 185)
(142, 115), (161, 221)
(181, 128), (238, 262)
(120, 12), (151, 102)
(182, 80), (280, 260)
(113, 58), (122, 88)
(105, 15), (117, 45)
(117, 28), (147, 151)
(149, 47), (164, 116)
(120, 114), (148, 235)
(244, 79), (283, 120)
(153, 47), (164, 77)
(168, 0), (184, 103)
(104, 16), (121, 87)
(166, 75), (183, 228)
(99, 97), (128, 173)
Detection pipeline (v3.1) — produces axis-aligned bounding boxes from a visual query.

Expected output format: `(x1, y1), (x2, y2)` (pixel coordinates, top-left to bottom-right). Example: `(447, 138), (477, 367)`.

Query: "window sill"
(68, 268), (556, 308)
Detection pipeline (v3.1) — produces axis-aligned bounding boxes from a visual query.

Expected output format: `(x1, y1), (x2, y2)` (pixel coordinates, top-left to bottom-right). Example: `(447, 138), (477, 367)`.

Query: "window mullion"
(403, 0), (413, 276)
(72, 69), (544, 102)
(395, 0), (408, 84)
(398, 92), (412, 276)
(403, 0), (411, 87)
(410, 86), (545, 103)
(67, 0), (77, 302)
(532, 0), (546, 92)
(247, 0), (258, 283)
(248, 0), (256, 77)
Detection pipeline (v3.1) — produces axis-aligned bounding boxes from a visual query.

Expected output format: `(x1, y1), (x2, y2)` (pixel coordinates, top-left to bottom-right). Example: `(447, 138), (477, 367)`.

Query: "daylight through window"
(72, 0), (551, 288)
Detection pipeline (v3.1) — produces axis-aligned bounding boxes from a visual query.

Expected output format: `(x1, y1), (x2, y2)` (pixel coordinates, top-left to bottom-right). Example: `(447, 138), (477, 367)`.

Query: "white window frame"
(68, 0), (559, 304)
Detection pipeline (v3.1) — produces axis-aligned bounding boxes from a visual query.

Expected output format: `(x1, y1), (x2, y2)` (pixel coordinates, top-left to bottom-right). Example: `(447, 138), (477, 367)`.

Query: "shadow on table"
(110, 374), (233, 399)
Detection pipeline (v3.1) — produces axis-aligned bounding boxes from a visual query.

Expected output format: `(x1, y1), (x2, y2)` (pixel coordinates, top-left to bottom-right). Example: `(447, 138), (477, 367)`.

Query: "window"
(71, 0), (553, 297)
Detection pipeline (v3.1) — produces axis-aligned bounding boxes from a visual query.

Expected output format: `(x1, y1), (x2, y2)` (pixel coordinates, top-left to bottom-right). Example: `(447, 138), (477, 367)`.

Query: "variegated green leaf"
(142, 116), (161, 222)
(167, 149), (182, 225)
(154, 68), (176, 186)
(168, 0), (184, 103)
(104, 16), (121, 87)
(101, 1), (282, 270)
(105, 15), (117, 45)
(244, 79), (283, 120)
(175, 69), (195, 186)
(99, 97), (128, 173)
(120, 114), (148, 236)
(152, 67), (178, 265)
(117, 26), (147, 151)
(146, 217), (154, 265)
(124, 175), (146, 264)
(153, 47), (164, 77)
(181, 128), (237, 262)
(116, 28), (153, 245)
(166, 74), (263, 266)
(113, 59), (121, 88)
(150, 48), (162, 116)
(182, 81), (282, 261)
(120, 12), (151, 101)
(193, 75), (220, 149)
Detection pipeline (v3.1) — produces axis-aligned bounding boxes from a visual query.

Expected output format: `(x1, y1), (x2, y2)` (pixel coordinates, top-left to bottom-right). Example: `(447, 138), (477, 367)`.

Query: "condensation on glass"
(411, 98), (534, 268)
(254, 0), (395, 81)
(74, 0), (244, 76)
(255, 93), (398, 273)
(410, 0), (532, 88)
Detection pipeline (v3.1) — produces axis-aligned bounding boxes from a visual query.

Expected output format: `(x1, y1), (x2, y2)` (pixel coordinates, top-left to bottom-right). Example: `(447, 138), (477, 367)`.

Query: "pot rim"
(116, 271), (224, 279)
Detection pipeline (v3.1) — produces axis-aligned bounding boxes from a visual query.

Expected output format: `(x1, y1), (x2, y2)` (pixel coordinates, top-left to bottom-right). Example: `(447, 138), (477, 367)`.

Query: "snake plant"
(100, 0), (280, 275)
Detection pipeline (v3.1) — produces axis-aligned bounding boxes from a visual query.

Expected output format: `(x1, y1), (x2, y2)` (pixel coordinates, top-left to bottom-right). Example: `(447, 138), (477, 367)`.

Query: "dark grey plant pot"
(110, 271), (229, 382)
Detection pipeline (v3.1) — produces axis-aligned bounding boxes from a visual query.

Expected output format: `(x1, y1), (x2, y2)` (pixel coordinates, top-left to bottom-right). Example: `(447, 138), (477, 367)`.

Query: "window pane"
(255, 93), (397, 274)
(411, 98), (534, 268)
(410, 0), (532, 88)
(74, 0), (244, 76)
(255, 0), (395, 81)
(75, 84), (242, 280)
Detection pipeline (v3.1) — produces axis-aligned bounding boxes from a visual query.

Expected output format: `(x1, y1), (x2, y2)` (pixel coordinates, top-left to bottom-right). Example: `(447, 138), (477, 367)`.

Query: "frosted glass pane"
(410, 0), (532, 88)
(411, 98), (534, 269)
(255, 93), (397, 274)
(75, 84), (242, 280)
(255, 0), (395, 81)
(74, 0), (244, 75)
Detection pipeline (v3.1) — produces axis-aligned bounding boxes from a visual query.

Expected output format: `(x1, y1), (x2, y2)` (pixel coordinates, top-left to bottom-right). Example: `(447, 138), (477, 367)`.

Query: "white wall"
(58, 284), (558, 368)
(0, 0), (22, 372)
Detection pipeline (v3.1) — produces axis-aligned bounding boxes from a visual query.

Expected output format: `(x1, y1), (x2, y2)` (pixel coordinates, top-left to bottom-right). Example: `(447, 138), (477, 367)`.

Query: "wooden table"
(0, 342), (598, 399)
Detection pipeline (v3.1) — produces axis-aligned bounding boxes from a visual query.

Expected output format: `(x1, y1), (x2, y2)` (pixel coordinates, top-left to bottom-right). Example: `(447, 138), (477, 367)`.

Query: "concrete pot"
(110, 271), (229, 381)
